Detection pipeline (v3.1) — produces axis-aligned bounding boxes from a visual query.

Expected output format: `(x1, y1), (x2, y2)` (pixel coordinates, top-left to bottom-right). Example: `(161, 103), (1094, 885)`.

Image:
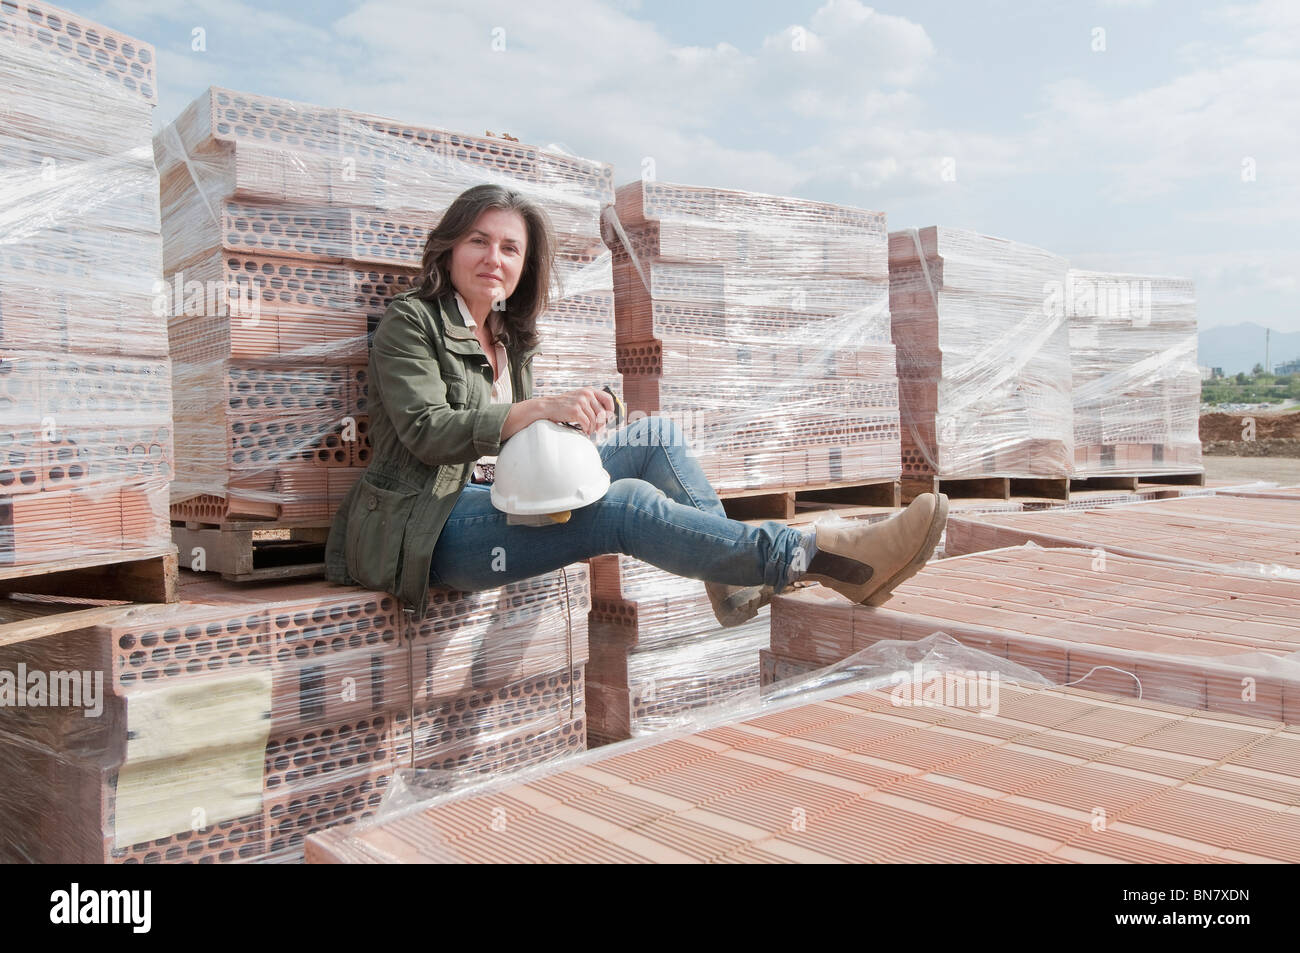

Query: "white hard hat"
(491, 420), (611, 522)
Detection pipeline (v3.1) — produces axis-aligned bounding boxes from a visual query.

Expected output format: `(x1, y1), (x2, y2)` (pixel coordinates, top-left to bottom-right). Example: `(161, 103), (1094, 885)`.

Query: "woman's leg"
(427, 475), (812, 594)
(596, 415), (726, 518)
(597, 415), (779, 624)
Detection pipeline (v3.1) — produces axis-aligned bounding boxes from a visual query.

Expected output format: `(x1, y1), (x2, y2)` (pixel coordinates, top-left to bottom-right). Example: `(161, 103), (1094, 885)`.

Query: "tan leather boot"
(803, 493), (948, 606)
(704, 582), (774, 628)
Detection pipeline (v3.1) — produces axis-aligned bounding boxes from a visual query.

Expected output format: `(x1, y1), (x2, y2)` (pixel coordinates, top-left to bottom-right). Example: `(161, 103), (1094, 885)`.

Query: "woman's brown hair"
(413, 184), (556, 352)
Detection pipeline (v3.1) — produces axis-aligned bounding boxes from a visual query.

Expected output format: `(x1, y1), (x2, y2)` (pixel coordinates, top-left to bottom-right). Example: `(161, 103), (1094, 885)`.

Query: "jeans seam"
(658, 441), (708, 511)
(620, 498), (741, 549)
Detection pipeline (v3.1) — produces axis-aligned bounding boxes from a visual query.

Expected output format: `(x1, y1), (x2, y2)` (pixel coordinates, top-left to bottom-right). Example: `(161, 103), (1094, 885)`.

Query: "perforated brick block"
(263, 766), (392, 861)
(267, 590), (402, 730)
(263, 712), (397, 797)
(392, 667), (586, 770)
(100, 603), (270, 690)
(0, 0), (158, 104)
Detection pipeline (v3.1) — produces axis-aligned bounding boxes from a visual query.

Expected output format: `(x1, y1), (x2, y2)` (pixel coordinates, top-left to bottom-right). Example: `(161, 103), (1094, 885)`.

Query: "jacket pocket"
(344, 476), (420, 594)
(443, 374), (469, 409)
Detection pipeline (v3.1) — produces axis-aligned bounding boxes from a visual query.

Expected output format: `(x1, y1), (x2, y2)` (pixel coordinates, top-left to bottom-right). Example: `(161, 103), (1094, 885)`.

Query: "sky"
(60, 0), (1300, 336)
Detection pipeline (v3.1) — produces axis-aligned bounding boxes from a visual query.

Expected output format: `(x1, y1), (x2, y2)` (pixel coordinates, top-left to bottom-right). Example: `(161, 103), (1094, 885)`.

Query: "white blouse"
(453, 292), (511, 483)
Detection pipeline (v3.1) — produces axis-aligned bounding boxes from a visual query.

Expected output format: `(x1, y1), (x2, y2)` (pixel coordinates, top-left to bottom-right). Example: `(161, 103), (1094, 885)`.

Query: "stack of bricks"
(0, 566), (590, 863)
(0, 1), (172, 566)
(585, 554), (768, 745)
(765, 546), (1300, 723)
(605, 181), (900, 494)
(306, 677), (1300, 863)
(888, 227), (1072, 485)
(943, 494), (1300, 573)
(1067, 270), (1202, 476)
(154, 86), (615, 523)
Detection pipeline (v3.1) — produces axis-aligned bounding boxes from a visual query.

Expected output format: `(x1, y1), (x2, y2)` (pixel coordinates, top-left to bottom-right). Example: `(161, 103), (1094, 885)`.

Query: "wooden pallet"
(719, 478), (901, 521)
(901, 474), (1071, 505)
(0, 596), (141, 651)
(1070, 471), (1207, 492)
(0, 547), (178, 604)
(172, 519), (331, 583)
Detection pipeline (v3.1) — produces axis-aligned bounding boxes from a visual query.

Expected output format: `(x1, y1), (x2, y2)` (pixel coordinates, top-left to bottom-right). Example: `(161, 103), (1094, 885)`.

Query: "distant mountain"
(1199, 323), (1300, 375)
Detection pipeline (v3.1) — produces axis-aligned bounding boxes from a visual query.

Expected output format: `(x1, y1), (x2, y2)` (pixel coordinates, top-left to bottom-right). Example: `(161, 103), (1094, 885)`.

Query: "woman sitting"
(325, 184), (947, 625)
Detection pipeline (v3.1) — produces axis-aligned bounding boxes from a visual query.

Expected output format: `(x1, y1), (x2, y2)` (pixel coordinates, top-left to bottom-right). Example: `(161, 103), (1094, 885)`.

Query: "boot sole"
(860, 493), (948, 607)
(708, 585), (768, 628)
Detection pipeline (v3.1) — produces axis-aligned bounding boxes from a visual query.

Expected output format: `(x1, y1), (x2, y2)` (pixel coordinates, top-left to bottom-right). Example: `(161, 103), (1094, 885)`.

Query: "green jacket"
(324, 287), (538, 618)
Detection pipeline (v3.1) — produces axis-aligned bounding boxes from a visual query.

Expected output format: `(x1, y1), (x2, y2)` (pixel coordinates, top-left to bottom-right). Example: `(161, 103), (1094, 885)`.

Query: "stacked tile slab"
(154, 87), (615, 522)
(1068, 270), (1201, 476)
(0, 1), (172, 566)
(944, 494), (1300, 573)
(0, 567), (590, 862)
(606, 181), (901, 494)
(586, 554), (768, 744)
(766, 545), (1300, 723)
(888, 227), (1072, 483)
(306, 678), (1300, 863)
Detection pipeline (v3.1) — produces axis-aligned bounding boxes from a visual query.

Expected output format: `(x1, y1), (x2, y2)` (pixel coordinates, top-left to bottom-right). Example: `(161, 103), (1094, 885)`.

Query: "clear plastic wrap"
(586, 554), (770, 743)
(944, 493), (1300, 577)
(0, 1), (172, 568)
(768, 543), (1300, 724)
(888, 226), (1073, 481)
(305, 629), (1300, 863)
(153, 86), (616, 520)
(1067, 269), (1202, 476)
(0, 563), (590, 862)
(1217, 482), (1300, 501)
(604, 181), (901, 494)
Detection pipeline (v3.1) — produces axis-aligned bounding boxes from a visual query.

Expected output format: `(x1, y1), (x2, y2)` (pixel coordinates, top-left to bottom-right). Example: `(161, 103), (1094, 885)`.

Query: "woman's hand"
(539, 388), (617, 436)
(499, 388), (618, 442)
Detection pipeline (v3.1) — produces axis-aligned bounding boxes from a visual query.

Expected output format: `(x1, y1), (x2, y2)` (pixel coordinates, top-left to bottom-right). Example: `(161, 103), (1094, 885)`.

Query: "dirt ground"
(1201, 455), (1300, 485)
(1200, 409), (1300, 442)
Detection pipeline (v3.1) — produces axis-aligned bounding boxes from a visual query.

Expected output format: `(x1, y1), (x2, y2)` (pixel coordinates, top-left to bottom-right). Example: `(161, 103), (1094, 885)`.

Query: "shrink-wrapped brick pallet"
(585, 554), (769, 744)
(1067, 269), (1202, 477)
(888, 227), (1072, 492)
(765, 545), (1300, 725)
(0, 564), (590, 863)
(154, 87), (616, 527)
(605, 181), (901, 495)
(307, 663), (1300, 863)
(0, 1), (172, 569)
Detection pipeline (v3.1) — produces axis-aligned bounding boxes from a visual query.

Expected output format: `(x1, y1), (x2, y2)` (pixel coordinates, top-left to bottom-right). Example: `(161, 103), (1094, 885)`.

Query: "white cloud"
(314, 0), (944, 194)
(1027, 34), (1300, 203)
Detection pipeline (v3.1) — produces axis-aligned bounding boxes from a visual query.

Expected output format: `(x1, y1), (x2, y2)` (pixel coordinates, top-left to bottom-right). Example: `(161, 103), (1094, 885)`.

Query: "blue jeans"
(428, 416), (812, 593)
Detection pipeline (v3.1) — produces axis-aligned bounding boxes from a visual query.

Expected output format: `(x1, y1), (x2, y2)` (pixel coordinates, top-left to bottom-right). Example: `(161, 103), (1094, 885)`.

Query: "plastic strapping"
(157, 120), (223, 229)
(903, 227), (942, 472)
(601, 204), (651, 294)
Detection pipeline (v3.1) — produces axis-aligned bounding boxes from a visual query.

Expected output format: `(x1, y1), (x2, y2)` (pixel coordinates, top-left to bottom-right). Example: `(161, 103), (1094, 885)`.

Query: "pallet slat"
(0, 547), (178, 603)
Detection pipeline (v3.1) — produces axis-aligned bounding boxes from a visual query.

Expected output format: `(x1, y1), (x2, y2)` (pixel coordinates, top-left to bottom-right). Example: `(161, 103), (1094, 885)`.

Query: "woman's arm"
(374, 299), (618, 462)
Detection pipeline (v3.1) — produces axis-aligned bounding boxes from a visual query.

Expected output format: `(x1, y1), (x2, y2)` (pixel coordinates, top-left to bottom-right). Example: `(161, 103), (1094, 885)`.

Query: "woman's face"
(449, 207), (529, 309)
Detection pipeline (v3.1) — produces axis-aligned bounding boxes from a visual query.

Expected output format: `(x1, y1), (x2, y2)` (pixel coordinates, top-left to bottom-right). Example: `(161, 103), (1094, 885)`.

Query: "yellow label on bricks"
(113, 669), (272, 848)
